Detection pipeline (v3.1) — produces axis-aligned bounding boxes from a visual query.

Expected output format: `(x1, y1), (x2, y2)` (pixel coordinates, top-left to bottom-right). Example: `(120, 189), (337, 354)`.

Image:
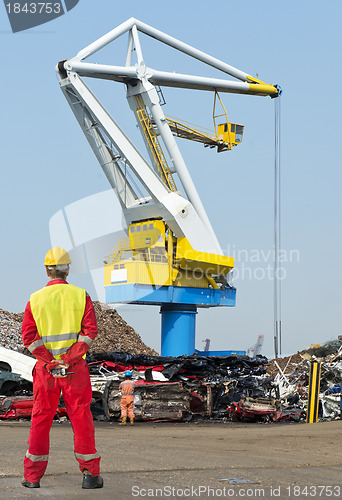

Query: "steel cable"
(274, 97), (282, 358)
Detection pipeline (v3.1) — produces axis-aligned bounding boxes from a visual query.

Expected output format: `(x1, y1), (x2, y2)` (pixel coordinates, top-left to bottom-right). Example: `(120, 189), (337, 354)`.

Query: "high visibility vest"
(120, 380), (134, 396)
(30, 284), (86, 360)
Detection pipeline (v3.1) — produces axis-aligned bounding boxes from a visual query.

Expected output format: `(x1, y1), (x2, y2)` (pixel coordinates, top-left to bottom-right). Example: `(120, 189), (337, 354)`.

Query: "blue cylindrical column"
(160, 305), (198, 357)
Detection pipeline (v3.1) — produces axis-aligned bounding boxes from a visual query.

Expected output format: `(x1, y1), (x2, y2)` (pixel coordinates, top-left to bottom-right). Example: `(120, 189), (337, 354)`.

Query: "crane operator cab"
(217, 122), (244, 147)
(213, 92), (244, 152)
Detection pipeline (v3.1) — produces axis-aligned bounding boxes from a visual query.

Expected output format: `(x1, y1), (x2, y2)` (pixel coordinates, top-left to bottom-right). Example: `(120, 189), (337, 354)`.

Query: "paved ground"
(0, 419), (341, 499)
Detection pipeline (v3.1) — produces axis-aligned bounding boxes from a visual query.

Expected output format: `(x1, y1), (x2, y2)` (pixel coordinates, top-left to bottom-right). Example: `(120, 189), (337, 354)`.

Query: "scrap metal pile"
(87, 351), (280, 422)
(0, 308), (24, 352)
(0, 395), (67, 420)
(89, 302), (158, 356)
(266, 340), (342, 422)
(87, 338), (342, 423)
(0, 302), (158, 357)
(2, 300), (342, 423)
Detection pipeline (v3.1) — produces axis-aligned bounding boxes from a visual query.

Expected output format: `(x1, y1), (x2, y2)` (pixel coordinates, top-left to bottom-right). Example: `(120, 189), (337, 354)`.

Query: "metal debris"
(2, 301), (342, 423)
(104, 380), (192, 421)
(88, 352), (276, 421)
(0, 302), (158, 358)
(267, 340), (342, 422)
(0, 396), (67, 420)
(89, 302), (158, 356)
(0, 309), (25, 352)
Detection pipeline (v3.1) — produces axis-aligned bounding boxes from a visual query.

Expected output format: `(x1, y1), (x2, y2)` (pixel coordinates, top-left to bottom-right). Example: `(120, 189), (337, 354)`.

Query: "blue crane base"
(105, 284), (236, 357)
(161, 305), (197, 356)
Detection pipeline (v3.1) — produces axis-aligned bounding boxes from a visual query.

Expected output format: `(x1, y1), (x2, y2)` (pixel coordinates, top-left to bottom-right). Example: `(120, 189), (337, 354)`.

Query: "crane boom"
(66, 60), (280, 97)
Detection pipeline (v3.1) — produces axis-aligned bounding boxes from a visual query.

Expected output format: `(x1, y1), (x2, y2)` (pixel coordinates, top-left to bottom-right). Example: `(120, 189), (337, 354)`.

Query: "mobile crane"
(57, 18), (281, 356)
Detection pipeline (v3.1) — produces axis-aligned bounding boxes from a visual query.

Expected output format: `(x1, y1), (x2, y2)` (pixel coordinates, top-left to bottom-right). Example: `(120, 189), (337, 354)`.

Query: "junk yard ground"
(1, 420), (341, 499)
(1, 304), (342, 498)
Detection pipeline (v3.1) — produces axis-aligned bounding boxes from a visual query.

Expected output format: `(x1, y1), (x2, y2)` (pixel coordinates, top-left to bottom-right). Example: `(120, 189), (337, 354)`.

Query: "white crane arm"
(57, 70), (222, 253)
(69, 17), (280, 98)
(65, 61), (277, 97)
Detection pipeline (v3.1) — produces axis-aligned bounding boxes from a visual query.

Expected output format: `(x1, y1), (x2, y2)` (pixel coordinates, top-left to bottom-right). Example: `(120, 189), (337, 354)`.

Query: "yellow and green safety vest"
(30, 284), (86, 359)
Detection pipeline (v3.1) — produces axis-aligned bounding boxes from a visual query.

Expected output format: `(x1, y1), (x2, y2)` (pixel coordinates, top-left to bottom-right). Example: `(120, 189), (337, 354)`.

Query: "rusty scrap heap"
(89, 302), (158, 356)
(0, 309), (24, 352)
(0, 303), (157, 357)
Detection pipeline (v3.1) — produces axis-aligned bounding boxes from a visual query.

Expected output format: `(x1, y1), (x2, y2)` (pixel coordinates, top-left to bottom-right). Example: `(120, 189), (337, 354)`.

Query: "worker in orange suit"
(119, 370), (135, 426)
(21, 247), (103, 490)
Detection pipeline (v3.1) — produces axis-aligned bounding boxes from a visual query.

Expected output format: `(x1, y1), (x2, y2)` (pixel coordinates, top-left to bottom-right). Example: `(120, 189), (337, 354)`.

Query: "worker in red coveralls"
(118, 370), (135, 426)
(21, 246), (103, 490)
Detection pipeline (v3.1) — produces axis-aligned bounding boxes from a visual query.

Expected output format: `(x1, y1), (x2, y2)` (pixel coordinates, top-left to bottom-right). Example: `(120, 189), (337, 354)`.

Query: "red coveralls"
(119, 380), (135, 418)
(21, 279), (100, 484)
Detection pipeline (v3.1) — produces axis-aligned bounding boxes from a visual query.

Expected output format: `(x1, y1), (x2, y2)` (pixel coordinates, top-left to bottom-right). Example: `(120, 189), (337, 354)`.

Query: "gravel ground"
(1, 420), (342, 499)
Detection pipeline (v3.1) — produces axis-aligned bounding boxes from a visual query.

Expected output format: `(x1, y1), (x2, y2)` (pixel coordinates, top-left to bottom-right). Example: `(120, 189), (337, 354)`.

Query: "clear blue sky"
(1, 0), (341, 358)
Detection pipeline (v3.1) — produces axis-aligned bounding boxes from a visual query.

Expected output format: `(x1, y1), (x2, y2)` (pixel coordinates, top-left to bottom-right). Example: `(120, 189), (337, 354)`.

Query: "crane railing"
(106, 238), (130, 264)
(134, 95), (177, 192)
(165, 116), (219, 147)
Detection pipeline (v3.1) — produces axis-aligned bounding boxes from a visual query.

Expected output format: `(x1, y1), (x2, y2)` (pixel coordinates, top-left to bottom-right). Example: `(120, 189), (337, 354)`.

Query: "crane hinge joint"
(271, 84), (283, 98)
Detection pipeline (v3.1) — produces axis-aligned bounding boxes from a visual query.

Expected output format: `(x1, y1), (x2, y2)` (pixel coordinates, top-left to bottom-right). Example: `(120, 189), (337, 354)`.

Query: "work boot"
(82, 470), (104, 489)
(118, 417), (127, 426)
(22, 477), (40, 488)
(130, 417), (134, 426)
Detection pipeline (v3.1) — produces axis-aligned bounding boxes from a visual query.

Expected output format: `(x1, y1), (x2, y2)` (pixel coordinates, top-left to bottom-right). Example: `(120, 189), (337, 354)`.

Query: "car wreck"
(0, 347), (34, 396)
(104, 381), (192, 421)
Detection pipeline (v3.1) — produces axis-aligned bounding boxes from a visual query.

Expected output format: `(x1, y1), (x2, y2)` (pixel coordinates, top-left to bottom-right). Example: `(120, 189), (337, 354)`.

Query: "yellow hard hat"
(44, 247), (71, 266)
